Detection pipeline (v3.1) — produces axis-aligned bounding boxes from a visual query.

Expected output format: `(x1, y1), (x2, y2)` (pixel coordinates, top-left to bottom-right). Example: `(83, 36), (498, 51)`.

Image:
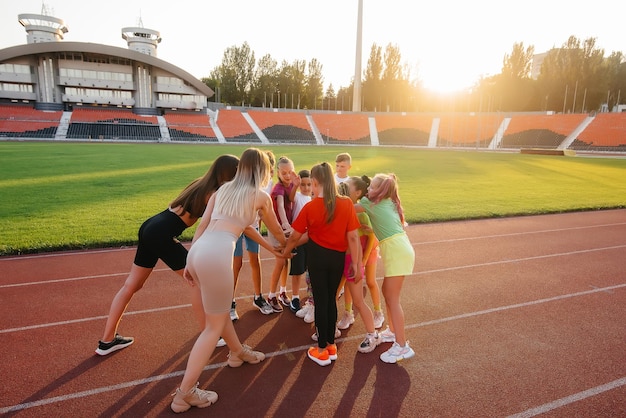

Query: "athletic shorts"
(379, 232), (415, 277)
(289, 245), (307, 276)
(134, 209), (188, 271)
(343, 253), (365, 282)
(234, 230), (260, 256)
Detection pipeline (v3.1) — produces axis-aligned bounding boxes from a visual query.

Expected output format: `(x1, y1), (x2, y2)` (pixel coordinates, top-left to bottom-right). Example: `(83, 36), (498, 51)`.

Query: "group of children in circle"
(95, 148), (415, 413)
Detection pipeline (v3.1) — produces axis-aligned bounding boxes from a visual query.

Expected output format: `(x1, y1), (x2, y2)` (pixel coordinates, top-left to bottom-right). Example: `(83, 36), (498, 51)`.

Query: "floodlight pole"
(352, 0), (363, 112)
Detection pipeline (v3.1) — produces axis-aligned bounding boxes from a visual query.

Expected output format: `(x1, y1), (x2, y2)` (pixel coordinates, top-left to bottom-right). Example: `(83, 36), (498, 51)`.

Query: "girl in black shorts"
(96, 154), (239, 356)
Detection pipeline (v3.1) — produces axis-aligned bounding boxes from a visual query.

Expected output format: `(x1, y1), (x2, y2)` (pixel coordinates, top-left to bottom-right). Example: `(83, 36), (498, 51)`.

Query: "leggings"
(306, 239), (345, 348)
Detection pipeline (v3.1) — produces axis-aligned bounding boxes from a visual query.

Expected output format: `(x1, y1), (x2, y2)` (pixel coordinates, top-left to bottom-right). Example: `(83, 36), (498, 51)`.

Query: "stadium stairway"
(55, 112), (72, 140)
(368, 117), (380, 145)
(156, 116), (171, 141)
(428, 118), (439, 148)
(558, 115), (594, 150)
(488, 118), (511, 150)
(306, 114), (324, 145)
(241, 112), (269, 144)
(207, 109), (226, 142)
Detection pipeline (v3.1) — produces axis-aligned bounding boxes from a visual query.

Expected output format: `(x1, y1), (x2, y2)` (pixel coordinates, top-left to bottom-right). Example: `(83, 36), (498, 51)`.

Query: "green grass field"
(1, 141), (625, 255)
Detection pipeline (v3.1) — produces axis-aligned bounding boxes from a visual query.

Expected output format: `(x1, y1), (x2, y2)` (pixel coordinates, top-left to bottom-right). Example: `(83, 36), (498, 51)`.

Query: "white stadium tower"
(0, 9), (213, 113)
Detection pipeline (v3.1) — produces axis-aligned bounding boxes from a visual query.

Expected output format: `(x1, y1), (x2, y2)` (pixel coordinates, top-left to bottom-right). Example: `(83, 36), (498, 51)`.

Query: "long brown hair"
(170, 154), (239, 218)
(311, 162), (337, 223)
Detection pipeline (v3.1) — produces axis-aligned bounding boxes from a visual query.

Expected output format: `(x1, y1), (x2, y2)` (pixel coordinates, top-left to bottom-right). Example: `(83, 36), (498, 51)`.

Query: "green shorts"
(379, 232), (415, 277)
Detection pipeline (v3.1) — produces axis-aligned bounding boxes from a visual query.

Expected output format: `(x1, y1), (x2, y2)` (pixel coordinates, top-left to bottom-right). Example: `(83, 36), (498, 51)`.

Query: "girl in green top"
(356, 173), (416, 364)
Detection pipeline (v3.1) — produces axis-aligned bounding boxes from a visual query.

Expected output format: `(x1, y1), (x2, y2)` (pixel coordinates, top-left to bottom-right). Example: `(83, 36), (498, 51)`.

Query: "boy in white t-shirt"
(334, 152), (352, 185)
(289, 169), (312, 314)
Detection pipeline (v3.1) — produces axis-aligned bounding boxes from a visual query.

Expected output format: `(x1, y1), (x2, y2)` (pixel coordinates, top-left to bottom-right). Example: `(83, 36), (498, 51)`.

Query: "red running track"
(1, 210), (625, 417)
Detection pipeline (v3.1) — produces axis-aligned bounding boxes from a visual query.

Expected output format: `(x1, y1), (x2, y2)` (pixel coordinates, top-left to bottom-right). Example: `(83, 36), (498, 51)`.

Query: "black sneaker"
(289, 297), (301, 313)
(253, 295), (273, 315)
(95, 334), (134, 356)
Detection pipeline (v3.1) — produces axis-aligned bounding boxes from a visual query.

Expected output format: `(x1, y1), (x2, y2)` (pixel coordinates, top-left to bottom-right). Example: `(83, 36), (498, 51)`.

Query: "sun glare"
(420, 68), (477, 94)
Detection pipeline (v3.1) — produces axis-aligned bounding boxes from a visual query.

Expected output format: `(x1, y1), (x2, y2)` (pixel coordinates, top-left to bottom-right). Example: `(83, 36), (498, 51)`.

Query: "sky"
(0, 0), (624, 93)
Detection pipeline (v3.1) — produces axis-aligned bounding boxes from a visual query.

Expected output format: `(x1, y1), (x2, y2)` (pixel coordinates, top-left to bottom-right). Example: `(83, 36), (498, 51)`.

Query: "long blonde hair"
(214, 148), (270, 222)
(367, 173), (405, 224)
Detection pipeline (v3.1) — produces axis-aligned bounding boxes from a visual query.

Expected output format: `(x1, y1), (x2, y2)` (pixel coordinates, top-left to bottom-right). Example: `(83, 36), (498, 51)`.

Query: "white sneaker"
(337, 311), (355, 330)
(380, 341), (415, 363)
(358, 332), (381, 353)
(230, 302), (239, 322)
(373, 311), (385, 329)
(311, 327), (341, 341)
(304, 305), (315, 323)
(379, 326), (396, 343)
(296, 302), (311, 318)
(216, 338), (226, 347)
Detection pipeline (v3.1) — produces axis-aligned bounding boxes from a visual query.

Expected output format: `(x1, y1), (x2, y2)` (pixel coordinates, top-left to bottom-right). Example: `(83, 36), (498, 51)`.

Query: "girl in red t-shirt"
(282, 162), (362, 366)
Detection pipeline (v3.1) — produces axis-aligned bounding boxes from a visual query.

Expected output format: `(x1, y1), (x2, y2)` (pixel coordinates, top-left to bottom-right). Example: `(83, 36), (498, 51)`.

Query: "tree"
(605, 52), (626, 110)
(305, 59), (324, 109)
(362, 43), (383, 111)
(251, 53), (278, 107)
(538, 36), (609, 112)
(495, 42), (538, 111)
(324, 84), (336, 110)
(382, 43), (405, 112)
(214, 42), (255, 106)
(502, 42), (534, 79)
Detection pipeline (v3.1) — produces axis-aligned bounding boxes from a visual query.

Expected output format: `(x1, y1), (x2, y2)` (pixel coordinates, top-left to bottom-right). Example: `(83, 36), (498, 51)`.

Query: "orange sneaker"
(326, 343), (338, 361)
(307, 346), (331, 366)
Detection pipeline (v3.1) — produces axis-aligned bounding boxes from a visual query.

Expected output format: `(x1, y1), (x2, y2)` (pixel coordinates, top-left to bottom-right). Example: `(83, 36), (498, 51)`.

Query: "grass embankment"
(1, 142), (625, 255)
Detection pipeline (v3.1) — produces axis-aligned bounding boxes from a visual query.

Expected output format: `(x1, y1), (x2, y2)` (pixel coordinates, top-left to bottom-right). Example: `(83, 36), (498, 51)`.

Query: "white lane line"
(1, 283), (624, 414)
(0, 247), (135, 261)
(3, 242), (625, 290)
(0, 271), (132, 289)
(406, 283), (626, 330)
(2, 244), (625, 334)
(0, 304), (190, 334)
(3, 221), (624, 262)
(413, 222), (626, 246)
(506, 377), (626, 418)
(411, 244), (626, 277)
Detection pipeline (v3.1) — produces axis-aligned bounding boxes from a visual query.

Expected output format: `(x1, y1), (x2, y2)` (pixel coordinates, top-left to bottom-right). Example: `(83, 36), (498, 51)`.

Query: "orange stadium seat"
(0, 105), (61, 138)
(501, 113), (586, 149)
(0, 105), (62, 121)
(571, 113), (626, 150)
(375, 114), (433, 146)
(311, 113), (370, 143)
(164, 112), (217, 142)
(215, 109), (259, 142)
(438, 114), (504, 147)
(71, 107), (158, 124)
(247, 110), (315, 143)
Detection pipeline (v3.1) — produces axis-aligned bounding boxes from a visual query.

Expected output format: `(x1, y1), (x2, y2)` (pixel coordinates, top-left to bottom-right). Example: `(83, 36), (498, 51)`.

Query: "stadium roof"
(0, 41), (214, 98)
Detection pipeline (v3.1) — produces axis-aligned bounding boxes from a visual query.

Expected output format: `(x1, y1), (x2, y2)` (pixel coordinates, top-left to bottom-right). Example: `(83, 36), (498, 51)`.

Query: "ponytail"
(311, 162), (337, 223)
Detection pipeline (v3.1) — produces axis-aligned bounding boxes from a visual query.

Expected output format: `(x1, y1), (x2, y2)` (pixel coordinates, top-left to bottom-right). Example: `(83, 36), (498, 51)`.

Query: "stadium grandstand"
(1, 10), (625, 153)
